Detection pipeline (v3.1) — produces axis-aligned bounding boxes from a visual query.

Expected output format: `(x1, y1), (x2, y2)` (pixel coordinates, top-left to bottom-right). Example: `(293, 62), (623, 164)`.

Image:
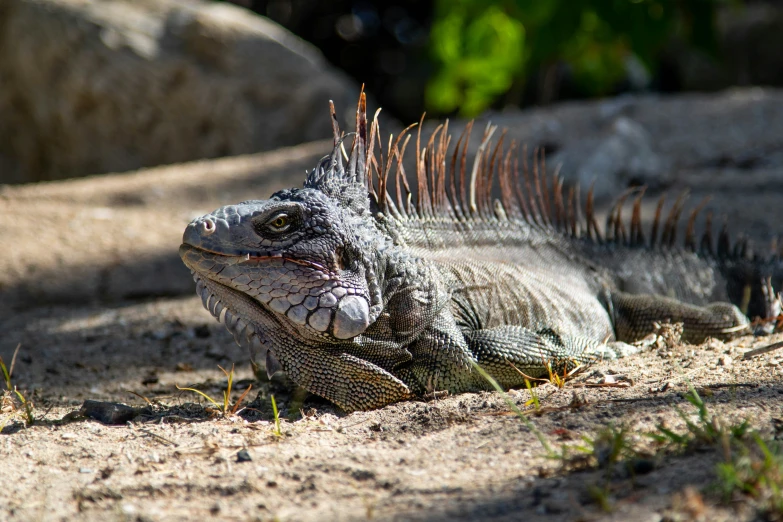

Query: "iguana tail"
(581, 188), (782, 331)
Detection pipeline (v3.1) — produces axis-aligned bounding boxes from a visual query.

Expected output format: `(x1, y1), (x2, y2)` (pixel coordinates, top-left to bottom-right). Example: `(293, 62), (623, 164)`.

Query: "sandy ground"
(2, 90), (783, 521)
(2, 296), (782, 521)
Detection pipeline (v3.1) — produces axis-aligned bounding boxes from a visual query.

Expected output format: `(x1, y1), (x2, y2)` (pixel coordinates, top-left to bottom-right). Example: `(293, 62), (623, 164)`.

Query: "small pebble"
(79, 400), (139, 425)
(61, 432), (77, 440)
(236, 449), (252, 463)
(718, 355), (733, 368)
(79, 468), (93, 474)
(768, 360), (780, 367)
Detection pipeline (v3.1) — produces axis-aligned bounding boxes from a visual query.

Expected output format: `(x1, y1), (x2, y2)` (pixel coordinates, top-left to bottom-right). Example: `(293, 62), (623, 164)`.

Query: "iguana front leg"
(611, 291), (751, 343)
(286, 349), (414, 411)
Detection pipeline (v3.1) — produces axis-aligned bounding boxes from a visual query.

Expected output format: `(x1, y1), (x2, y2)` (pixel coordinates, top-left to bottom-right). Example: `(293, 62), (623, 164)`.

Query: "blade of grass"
(219, 364), (235, 415)
(0, 356), (12, 390)
(1, 351), (34, 425)
(125, 390), (153, 405)
(175, 385), (221, 408)
(271, 394), (282, 437)
(9, 343), (21, 379)
(230, 384), (253, 416)
(524, 378), (540, 410)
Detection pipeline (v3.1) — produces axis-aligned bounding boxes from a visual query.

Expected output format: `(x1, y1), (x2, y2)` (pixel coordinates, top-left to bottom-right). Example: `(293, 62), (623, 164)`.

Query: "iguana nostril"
(201, 218), (216, 236)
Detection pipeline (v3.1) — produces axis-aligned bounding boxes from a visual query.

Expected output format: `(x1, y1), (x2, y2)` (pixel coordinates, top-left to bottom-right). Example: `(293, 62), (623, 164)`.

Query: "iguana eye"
(251, 206), (301, 237)
(271, 215), (288, 229)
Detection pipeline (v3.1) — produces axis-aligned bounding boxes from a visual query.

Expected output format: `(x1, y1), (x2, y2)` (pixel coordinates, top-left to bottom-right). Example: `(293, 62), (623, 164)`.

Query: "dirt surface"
(2, 299), (783, 521)
(2, 89), (783, 521)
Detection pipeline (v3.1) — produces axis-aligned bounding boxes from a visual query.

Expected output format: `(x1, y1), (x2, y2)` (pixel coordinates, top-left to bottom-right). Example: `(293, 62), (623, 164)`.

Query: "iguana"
(179, 93), (782, 411)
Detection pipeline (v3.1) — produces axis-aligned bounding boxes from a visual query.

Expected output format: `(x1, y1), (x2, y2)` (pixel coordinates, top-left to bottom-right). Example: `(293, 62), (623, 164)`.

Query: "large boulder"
(0, 0), (361, 183)
(453, 88), (783, 206)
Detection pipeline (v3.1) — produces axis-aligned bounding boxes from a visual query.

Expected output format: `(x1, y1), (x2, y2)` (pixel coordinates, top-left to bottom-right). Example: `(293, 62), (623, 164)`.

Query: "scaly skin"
(179, 96), (781, 411)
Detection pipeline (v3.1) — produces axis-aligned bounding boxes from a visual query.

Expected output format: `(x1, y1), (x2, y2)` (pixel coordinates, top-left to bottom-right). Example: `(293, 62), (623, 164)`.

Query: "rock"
(423, 88), (783, 206)
(551, 116), (670, 200)
(236, 449), (252, 463)
(0, 0), (362, 183)
(78, 400), (144, 424)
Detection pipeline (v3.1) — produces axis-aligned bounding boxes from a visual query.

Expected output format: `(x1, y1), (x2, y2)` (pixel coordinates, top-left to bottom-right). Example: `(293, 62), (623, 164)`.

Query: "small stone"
(79, 468), (93, 474)
(236, 449), (252, 463)
(718, 355), (733, 368)
(61, 432), (78, 440)
(79, 400), (142, 425)
(704, 339), (723, 351)
(768, 359), (780, 367)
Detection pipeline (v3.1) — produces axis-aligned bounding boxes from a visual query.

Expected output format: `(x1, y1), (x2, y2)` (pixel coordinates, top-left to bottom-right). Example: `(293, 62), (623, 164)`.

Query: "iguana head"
(179, 93), (388, 376)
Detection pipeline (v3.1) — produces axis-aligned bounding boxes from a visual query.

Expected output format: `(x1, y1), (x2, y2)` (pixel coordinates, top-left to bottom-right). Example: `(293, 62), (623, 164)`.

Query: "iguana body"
(180, 94), (782, 411)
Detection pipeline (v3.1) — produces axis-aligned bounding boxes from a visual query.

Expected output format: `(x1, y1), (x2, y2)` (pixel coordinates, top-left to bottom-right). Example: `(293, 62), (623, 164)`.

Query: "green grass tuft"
(270, 395), (282, 438)
(176, 364), (252, 418)
(0, 344), (34, 428)
(715, 434), (783, 516)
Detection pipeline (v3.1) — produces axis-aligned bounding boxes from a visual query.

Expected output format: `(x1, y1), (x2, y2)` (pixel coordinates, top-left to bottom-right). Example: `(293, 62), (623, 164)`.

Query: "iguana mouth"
(180, 242), (330, 273)
(190, 270), (283, 379)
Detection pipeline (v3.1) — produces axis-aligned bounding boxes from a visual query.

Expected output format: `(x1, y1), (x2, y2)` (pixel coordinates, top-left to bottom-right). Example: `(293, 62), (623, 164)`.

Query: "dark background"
(227, 0), (783, 122)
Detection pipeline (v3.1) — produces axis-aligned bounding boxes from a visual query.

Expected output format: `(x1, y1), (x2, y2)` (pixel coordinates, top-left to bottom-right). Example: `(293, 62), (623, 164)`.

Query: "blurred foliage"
(233, 0), (751, 120)
(427, 0), (735, 117)
(242, 0), (433, 122)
